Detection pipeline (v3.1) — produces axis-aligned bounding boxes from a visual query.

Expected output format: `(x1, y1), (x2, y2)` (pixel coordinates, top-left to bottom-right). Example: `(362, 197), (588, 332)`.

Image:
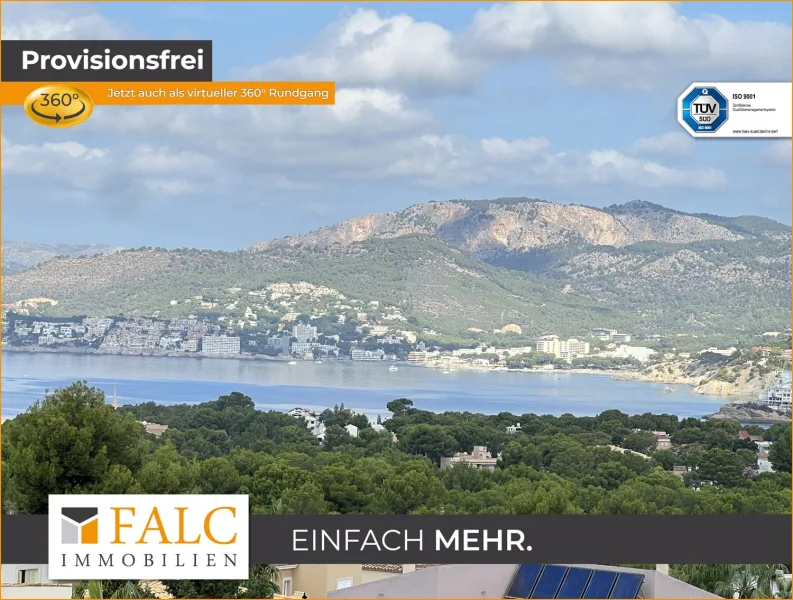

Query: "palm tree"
(237, 565), (281, 598)
(671, 564), (731, 593)
(672, 564), (790, 599)
(77, 581), (142, 599)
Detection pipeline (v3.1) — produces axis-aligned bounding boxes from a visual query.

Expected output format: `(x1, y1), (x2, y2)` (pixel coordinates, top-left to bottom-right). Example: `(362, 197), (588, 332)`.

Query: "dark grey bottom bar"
(4, 514), (791, 565)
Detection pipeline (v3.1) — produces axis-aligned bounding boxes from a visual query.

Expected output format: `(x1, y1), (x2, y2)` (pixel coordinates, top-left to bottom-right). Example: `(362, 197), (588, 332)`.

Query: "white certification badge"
(678, 82), (792, 138)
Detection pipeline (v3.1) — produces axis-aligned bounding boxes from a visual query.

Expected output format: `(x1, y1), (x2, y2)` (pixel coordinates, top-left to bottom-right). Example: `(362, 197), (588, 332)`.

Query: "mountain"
(2, 241), (122, 274)
(3, 199), (790, 339)
(252, 199), (793, 254)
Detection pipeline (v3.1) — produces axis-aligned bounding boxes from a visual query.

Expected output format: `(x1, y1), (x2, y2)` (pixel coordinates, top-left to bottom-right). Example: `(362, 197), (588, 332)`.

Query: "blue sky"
(1, 1), (791, 250)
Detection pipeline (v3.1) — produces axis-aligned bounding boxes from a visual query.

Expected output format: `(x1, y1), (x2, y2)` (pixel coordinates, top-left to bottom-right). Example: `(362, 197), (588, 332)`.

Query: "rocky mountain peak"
(250, 198), (757, 256)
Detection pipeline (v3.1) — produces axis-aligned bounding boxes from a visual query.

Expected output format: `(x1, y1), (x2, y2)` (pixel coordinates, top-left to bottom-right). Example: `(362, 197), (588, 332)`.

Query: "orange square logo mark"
(61, 507), (99, 544)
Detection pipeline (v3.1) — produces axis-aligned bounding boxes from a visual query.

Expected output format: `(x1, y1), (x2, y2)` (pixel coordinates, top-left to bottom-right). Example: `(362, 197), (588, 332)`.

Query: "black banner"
(1, 40), (213, 82)
(3, 514), (790, 564)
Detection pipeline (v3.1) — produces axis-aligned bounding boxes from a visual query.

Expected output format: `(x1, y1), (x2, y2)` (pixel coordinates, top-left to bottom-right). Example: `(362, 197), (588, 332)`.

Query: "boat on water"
(389, 365), (398, 372)
(758, 371), (792, 409)
(662, 386), (675, 393)
(314, 360), (323, 364)
(288, 361), (298, 366)
(442, 370), (450, 374)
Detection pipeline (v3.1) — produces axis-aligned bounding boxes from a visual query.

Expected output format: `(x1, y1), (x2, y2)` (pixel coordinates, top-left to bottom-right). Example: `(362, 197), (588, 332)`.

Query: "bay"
(1, 352), (728, 421)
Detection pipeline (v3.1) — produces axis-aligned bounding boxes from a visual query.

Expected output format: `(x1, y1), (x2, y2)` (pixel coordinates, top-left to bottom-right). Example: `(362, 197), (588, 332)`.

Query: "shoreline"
(1, 345), (648, 376)
(2, 344), (701, 391)
(0, 348), (736, 424)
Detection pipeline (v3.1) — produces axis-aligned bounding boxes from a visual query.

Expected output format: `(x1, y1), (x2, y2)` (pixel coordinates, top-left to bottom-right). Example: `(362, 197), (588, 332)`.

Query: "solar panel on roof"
(556, 567), (594, 599)
(505, 564), (543, 599)
(608, 573), (644, 599)
(531, 565), (568, 599)
(582, 570), (619, 599)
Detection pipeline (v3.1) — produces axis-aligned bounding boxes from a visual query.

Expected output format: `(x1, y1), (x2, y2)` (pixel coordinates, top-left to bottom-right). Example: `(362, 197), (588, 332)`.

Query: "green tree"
(622, 430), (657, 454)
(4, 382), (148, 513)
(163, 565), (279, 599)
(399, 424), (457, 463)
(768, 424), (791, 473)
(136, 443), (197, 494)
(651, 450), (677, 471)
(73, 581), (153, 599)
(698, 449), (747, 487)
(386, 398), (414, 416)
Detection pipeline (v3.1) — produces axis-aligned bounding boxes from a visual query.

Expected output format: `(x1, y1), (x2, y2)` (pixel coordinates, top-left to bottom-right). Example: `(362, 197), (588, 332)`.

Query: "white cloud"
(481, 137), (552, 160)
(764, 140), (792, 165)
(1, 135), (110, 190)
(586, 149), (725, 189)
(1, 134), (222, 202)
(0, 2), (747, 210)
(128, 146), (215, 174)
(466, 2), (790, 90)
(243, 3), (790, 98)
(247, 9), (484, 94)
(1, 3), (125, 40)
(630, 132), (694, 157)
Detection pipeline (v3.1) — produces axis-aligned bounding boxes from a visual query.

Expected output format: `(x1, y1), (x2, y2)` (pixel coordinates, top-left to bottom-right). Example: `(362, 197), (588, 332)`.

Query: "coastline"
(2, 349), (728, 424)
(610, 366), (771, 400)
(2, 345), (676, 386)
(1, 345), (283, 362)
(1, 346), (639, 375)
(3, 346), (767, 403)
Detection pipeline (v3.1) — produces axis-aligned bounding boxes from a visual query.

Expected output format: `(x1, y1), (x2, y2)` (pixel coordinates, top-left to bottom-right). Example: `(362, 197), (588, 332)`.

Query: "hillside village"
(2, 284), (733, 368)
(3, 280), (790, 401)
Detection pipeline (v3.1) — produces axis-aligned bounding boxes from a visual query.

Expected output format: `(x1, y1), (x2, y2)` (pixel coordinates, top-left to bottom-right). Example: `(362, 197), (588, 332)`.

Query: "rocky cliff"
(705, 403), (791, 423)
(251, 199), (756, 256)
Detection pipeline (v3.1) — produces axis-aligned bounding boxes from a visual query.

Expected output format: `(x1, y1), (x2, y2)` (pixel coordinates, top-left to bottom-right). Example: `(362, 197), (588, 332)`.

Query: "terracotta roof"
(139, 581), (174, 599)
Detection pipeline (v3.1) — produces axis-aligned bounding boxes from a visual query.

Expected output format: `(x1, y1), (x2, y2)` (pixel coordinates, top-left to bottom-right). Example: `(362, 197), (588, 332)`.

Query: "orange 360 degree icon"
(23, 85), (94, 128)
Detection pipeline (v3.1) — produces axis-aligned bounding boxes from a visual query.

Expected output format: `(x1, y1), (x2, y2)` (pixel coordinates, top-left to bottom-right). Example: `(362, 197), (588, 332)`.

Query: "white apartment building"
(182, 339), (199, 352)
(350, 349), (385, 361)
(289, 407), (320, 430)
(327, 563), (720, 599)
(292, 342), (336, 355)
(590, 328), (618, 341)
(536, 336), (590, 361)
(293, 325), (318, 343)
(201, 335), (241, 355)
(2, 565), (72, 599)
(536, 335), (562, 356)
(600, 345), (656, 363)
(408, 351), (430, 363)
(2, 565), (46, 585)
(268, 335), (291, 353)
(590, 329), (632, 343)
(288, 407), (326, 439)
(562, 339), (590, 360)
(698, 346), (738, 357)
(503, 346), (533, 357)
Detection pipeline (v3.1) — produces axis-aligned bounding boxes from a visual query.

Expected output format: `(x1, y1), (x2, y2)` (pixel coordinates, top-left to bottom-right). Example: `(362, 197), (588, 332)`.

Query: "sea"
(0, 352), (732, 421)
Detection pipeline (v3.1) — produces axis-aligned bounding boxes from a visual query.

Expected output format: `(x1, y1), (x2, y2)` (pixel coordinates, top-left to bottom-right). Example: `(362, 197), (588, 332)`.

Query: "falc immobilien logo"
(48, 494), (249, 580)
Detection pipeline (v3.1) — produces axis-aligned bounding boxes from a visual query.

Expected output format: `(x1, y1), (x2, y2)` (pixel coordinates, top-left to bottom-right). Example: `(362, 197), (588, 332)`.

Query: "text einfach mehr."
(293, 529), (531, 553)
